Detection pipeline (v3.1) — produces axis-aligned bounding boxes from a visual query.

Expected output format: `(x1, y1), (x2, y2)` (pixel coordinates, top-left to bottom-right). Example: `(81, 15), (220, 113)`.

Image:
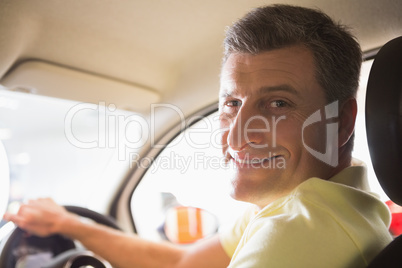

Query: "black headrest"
(366, 36), (402, 205)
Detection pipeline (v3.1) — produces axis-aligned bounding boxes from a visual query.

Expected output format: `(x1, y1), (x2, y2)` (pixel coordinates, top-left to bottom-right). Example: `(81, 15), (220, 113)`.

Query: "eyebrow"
(220, 84), (300, 99)
(258, 84), (300, 97)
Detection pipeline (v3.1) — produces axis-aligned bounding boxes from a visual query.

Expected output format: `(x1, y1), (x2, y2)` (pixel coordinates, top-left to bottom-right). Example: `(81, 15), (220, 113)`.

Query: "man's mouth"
(228, 151), (282, 167)
(233, 157), (276, 165)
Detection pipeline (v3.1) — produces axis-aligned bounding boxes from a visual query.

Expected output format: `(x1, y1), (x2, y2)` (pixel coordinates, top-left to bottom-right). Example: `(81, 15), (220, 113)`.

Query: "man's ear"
(338, 98), (358, 147)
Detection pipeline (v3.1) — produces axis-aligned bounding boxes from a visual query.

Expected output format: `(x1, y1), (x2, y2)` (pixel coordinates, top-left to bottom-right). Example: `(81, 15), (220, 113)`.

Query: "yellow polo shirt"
(220, 162), (392, 267)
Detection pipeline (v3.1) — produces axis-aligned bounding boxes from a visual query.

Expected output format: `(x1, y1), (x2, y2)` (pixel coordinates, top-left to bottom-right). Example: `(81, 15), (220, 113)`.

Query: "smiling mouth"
(230, 154), (282, 167)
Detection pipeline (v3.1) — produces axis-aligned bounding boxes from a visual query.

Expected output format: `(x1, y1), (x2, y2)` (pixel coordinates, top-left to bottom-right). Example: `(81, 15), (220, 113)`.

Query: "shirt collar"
(329, 158), (371, 192)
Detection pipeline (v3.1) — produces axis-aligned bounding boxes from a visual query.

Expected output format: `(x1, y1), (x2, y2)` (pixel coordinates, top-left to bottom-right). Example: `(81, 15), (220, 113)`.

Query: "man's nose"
(227, 105), (270, 151)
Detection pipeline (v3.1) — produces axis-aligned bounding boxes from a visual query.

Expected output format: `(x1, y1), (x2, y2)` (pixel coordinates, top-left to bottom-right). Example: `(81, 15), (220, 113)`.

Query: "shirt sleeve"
(229, 212), (364, 268)
(218, 205), (258, 258)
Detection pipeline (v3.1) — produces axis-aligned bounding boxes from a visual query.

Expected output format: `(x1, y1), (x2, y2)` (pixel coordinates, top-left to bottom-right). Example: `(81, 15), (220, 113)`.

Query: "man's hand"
(3, 198), (77, 237)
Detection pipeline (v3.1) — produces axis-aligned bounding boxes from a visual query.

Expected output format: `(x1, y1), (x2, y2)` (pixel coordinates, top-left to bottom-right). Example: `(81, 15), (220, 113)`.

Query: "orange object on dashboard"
(165, 206), (204, 244)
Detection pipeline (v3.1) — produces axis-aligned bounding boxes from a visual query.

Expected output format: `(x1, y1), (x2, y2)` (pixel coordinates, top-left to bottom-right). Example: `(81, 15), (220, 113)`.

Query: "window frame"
(112, 102), (219, 232)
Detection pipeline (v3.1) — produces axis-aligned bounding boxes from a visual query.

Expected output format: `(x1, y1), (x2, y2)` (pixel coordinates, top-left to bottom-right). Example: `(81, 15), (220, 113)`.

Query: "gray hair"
(223, 4), (362, 104)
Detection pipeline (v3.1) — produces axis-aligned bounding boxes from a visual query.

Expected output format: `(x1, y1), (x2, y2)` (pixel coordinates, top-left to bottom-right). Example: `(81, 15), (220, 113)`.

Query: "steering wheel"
(0, 206), (121, 268)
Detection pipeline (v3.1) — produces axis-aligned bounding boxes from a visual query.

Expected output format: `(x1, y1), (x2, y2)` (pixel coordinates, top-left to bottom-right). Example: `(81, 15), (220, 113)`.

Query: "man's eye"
(269, 100), (287, 108)
(225, 100), (242, 107)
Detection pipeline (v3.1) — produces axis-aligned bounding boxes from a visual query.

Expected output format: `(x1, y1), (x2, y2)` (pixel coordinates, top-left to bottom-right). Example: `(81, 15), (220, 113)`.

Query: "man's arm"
(3, 198), (231, 268)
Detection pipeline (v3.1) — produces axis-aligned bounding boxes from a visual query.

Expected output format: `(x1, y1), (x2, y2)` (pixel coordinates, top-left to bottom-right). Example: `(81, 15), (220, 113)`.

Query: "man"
(3, 4), (392, 268)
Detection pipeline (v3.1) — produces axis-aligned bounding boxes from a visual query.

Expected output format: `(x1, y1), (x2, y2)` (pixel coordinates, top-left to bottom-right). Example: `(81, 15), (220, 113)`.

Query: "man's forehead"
(219, 47), (320, 99)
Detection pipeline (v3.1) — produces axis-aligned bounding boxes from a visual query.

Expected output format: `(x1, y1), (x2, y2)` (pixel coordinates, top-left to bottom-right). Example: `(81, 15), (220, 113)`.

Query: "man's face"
(219, 45), (335, 208)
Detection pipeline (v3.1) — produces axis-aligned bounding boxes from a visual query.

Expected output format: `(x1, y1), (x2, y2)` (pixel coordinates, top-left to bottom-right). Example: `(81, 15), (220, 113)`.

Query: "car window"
(352, 59), (387, 200)
(131, 59), (389, 243)
(0, 88), (141, 217)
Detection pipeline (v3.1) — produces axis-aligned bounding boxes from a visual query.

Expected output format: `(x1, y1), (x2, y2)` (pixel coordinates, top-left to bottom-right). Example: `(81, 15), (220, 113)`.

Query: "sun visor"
(0, 61), (160, 112)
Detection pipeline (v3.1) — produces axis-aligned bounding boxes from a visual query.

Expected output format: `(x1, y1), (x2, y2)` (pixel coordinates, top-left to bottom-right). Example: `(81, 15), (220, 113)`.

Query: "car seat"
(366, 36), (402, 267)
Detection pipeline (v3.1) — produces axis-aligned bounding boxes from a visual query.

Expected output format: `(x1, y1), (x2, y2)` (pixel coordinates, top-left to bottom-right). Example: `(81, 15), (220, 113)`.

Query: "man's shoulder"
(255, 176), (389, 234)
(238, 177), (392, 267)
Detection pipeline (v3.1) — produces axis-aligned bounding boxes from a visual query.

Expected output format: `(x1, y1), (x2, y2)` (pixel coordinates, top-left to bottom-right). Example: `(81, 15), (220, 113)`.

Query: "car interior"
(0, 0), (401, 267)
